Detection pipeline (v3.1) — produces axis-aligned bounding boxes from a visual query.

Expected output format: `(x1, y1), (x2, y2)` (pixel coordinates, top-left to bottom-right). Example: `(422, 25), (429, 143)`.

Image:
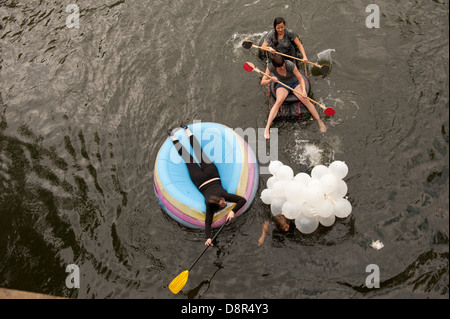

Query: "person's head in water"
(273, 214), (290, 232)
(271, 54), (285, 68)
(208, 194), (227, 211)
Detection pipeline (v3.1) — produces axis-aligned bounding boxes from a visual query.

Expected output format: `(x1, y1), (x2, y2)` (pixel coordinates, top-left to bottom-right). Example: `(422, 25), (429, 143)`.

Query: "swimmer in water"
(258, 214), (295, 246)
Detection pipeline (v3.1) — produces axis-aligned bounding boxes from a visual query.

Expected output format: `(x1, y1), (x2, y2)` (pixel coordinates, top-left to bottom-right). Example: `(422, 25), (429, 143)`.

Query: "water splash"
(289, 132), (343, 170)
(244, 0), (261, 6)
(317, 49), (336, 62)
(229, 32), (267, 53)
(292, 139), (324, 168)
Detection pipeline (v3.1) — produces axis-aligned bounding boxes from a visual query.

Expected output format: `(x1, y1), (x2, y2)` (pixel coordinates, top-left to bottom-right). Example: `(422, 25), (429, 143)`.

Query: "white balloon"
(295, 215), (319, 234)
(315, 199), (335, 218)
(272, 180), (286, 200)
(319, 214), (336, 227)
(305, 184), (325, 204)
(296, 201), (308, 217)
(260, 188), (273, 205)
(284, 181), (307, 203)
(333, 197), (352, 218)
(283, 181), (296, 199)
(268, 160), (283, 175)
(329, 161), (348, 180)
(311, 165), (329, 180)
(270, 198), (284, 216)
(275, 165), (294, 181)
(294, 172), (311, 186)
(327, 179), (348, 199)
(281, 201), (299, 219)
(266, 176), (278, 189)
(302, 203), (317, 219)
(308, 178), (322, 189)
(320, 173), (339, 195)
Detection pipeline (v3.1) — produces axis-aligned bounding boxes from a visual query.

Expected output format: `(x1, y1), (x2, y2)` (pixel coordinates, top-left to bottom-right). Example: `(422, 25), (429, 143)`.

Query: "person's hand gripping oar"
(168, 220), (229, 294)
(243, 62), (336, 116)
(242, 40), (330, 75)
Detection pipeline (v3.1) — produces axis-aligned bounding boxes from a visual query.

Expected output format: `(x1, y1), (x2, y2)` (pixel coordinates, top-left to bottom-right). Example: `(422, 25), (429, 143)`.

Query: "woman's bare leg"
(265, 88), (289, 139)
(293, 85), (327, 133)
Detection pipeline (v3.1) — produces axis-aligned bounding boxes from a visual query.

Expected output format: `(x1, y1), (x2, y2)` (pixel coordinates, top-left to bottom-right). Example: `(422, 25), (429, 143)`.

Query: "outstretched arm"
(294, 37), (307, 62)
(204, 208), (214, 246)
(293, 66), (307, 97)
(204, 193), (246, 246)
(260, 67), (276, 86)
(261, 38), (276, 54)
(223, 192), (247, 214)
(258, 221), (270, 246)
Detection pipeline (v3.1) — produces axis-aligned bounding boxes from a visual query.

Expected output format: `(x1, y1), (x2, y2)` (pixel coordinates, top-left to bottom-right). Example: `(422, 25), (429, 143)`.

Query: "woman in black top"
(167, 124), (247, 246)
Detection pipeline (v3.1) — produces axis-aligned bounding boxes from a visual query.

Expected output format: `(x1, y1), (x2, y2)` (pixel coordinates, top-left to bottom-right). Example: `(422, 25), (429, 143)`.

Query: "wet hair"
(208, 194), (222, 211)
(273, 214), (290, 231)
(271, 53), (285, 68)
(272, 17), (286, 48)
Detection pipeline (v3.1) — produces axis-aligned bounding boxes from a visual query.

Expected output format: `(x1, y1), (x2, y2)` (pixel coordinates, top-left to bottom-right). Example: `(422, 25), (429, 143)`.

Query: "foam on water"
(229, 32), (267, 53)
(244, 0), (261, 7)
(289, 131), (345, 170)
(316, 49), (336, 62)
(292, 139), (324, 168)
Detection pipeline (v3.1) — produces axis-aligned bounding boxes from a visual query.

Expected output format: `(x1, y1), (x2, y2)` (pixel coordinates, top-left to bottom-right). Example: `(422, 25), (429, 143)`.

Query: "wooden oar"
(243, 62), (335, 116)
(168, 220), (228, 294)
(242, 40), (330, 75)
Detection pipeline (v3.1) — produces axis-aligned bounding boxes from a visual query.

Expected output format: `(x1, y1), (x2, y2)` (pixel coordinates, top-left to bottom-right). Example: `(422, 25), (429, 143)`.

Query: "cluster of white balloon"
(260, 160), (352, 234)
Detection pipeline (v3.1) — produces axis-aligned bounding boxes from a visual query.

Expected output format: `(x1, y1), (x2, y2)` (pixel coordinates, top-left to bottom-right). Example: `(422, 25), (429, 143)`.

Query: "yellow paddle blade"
(169, 270), (189, 294)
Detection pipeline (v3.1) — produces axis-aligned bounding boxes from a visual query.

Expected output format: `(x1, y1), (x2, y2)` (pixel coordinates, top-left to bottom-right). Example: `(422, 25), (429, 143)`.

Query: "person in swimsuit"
(260, 54), (327, 139)
(167, 124), (247, 246)
(261, 17), (308, 64)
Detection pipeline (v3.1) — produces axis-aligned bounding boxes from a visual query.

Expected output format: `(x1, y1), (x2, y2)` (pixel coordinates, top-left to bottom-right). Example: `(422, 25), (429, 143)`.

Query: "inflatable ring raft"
(153, 122), (259, 229)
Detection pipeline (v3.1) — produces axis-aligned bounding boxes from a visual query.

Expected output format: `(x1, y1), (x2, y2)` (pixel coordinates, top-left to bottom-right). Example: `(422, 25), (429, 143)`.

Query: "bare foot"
(185, 127), (193, 137)
(318, 120), (327, 133)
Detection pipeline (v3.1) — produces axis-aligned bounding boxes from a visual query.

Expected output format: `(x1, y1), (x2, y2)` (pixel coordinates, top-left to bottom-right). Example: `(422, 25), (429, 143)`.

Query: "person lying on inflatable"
(167, 124), (247, 246)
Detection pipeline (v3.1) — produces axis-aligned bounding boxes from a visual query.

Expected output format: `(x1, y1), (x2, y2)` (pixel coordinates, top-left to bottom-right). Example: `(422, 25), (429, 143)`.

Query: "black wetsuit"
(171, 134), (246, 238)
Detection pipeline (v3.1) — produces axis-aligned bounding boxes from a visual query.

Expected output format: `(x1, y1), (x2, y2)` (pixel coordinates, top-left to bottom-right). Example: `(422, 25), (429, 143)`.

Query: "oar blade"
(324, 107), (335, 116)
(243, 62), (254, 72)
(242, 40), (253, 49)
(169, 270), (189, 294)
(320, 64), (330, 75)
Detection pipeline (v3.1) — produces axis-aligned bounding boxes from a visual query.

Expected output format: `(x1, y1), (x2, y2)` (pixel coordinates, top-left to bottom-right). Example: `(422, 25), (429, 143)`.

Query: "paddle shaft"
(188, 220), (228, 271)
(251, 43), (322, 69)
(253, 67), (328, 111)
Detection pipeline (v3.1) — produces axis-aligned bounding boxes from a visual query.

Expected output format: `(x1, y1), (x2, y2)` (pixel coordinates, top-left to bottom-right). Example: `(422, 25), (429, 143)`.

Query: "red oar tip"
(324, 108), (336, 116)
(243, 62), (254, 72)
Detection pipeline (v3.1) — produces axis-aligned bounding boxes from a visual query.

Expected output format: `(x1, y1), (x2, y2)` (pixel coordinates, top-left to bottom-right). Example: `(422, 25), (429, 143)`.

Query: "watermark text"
(366, 4), (380, 29)
(66, 4), (80, 29)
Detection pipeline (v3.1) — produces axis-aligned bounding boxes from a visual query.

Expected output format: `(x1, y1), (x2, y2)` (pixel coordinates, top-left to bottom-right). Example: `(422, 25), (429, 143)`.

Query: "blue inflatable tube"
(154, 122), (259, 229)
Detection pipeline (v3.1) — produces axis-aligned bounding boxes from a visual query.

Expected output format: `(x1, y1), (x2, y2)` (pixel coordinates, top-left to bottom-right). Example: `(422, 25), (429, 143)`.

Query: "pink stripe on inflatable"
(243, 142), (256, 200)
(154, 175), (205, 227)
